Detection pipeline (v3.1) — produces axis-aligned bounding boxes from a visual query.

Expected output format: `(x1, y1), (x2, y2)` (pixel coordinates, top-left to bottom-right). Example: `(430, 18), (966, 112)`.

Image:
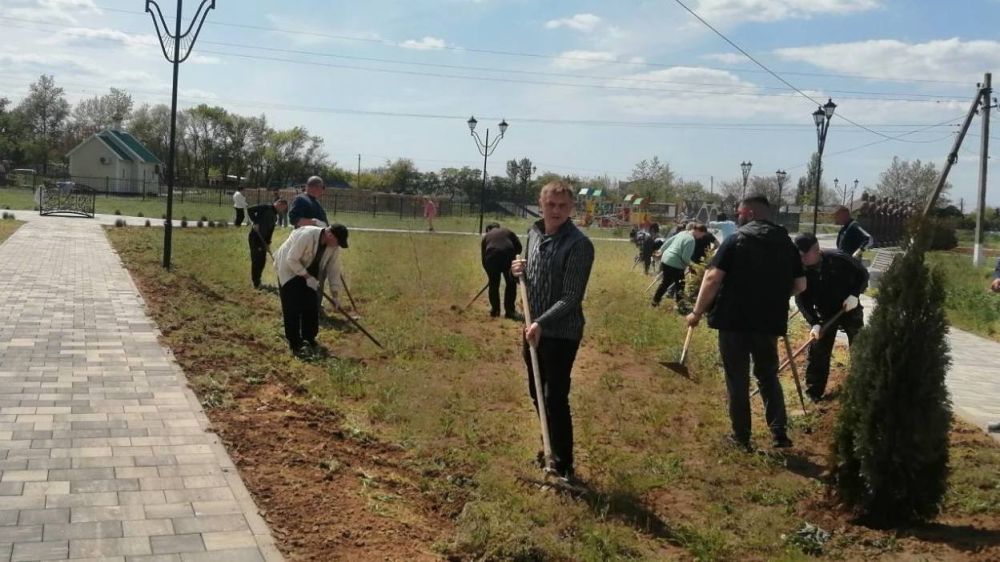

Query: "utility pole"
(974, 72), (992, 266)
(922, 82), (985, 219)
(710, 175), (713, 195)
(357, 154), (361, 187)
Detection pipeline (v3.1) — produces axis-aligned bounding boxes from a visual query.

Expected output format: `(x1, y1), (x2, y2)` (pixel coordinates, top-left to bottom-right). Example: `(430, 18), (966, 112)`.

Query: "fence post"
(399, 197), (404, 219)
(218, 187), (223, 207)
(373, 195), (377, 218)
(333, 192), (338, 215)
(105, 177), (110, 195)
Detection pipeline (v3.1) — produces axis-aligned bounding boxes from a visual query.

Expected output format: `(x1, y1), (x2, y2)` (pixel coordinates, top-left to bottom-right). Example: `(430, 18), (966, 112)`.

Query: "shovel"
(465, 283), (489, 310)
(662, 325), (695, 376)
(751, 309), (846, 399)
(644, 271), (663, 294)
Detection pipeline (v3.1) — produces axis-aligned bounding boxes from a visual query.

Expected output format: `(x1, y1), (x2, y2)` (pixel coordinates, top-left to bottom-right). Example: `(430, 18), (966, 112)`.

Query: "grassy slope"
(0, 219), (23, 243)
(928, 252), (1000, 341)
(107, 227), (1000, 561)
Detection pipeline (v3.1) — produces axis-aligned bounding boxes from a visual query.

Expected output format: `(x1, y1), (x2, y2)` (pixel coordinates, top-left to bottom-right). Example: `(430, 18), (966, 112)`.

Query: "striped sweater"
(524, 219), (595, 341)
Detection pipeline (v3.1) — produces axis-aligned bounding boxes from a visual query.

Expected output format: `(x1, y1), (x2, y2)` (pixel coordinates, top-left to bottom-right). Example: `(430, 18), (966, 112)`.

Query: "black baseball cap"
(328, 224), (349, 248)
(794, 232), (818, 253)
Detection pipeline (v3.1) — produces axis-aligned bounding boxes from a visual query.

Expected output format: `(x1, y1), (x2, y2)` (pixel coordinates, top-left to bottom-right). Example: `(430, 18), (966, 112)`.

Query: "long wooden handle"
(516, 256), (553, 464)
(679, 326), (694, 365)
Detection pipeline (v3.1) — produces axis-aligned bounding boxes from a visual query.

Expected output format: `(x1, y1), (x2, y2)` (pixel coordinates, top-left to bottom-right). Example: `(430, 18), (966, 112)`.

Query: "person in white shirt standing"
(233, 188), (248, 226)
(273, 224), (349, 356)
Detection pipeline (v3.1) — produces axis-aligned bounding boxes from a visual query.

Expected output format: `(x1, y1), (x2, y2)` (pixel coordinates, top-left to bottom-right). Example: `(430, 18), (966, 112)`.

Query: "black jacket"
(795, 250), (869, 326)
(837, 219), (872, 255)
(481, 227), (522, 267)
(247, 204), (278, 244)
(707, 220), (804, 336)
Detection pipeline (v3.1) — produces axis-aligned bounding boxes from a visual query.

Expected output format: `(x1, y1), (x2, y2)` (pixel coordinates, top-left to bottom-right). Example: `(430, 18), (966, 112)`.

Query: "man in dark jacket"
(793, 233), (869, 402)
(640, 223), (660, 274)
(835, 206), (872, 256)
(288, 176), (329, 228)
(686, 196), (806, 451)
(481, 222), (523, 319)
(512, 180), (595, 484)
(247, 199), (288, 288)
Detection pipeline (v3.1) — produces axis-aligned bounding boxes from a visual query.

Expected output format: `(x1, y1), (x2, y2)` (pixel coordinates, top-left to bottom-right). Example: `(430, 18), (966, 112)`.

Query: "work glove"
(810, 324), (822, 341)
(330, 291), (343, 310)
(305, 276), (319, 291)
(843, 295), (859, 312)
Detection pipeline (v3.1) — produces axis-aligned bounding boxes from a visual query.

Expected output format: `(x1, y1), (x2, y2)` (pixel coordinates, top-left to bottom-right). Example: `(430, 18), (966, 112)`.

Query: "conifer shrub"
(197, 220), (204, 228)
(114, 218), (126, 227)
(145, 219), (151, 227)
(832, 230), (952, 527)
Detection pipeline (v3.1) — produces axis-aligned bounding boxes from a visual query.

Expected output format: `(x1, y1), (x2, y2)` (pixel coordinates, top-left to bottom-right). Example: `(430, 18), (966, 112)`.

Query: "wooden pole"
(974, 73), (991, 267)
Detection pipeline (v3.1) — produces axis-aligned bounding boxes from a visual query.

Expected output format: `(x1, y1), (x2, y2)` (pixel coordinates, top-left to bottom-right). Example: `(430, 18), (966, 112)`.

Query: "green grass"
(107, 226), (1000, 561)
(927, 252), (1000, 340)
(955, 229), (1000, 249)
(0, 218), (23, 244)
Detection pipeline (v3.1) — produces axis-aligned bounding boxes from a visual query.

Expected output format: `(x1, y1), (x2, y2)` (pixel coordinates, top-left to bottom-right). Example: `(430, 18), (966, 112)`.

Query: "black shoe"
(807, 393), (823, 404)
(490, 309), (500, 318)
(504, 312), (524, 322)
(988, 422), (1000, 433)
(651, 300), (660, 308)
(726, 434), (752, 452)
(772, 435), (794, 449)
(534, 450), (546, 470)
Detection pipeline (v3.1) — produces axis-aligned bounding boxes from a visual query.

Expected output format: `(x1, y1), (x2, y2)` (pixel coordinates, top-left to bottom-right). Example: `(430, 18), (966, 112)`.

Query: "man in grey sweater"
(512, 180), (595, 483)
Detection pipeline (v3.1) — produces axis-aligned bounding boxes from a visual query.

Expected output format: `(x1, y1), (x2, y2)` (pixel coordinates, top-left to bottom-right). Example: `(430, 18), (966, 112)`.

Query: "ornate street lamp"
(775, 169), (787, 211)
(834, 177), (841, 205)
(146, 0), (216, 269)
(811, 98), (836, 234)
(740, 160), (752, 200)
(850, 178), (859, 209)
(467, 115), (509, 234)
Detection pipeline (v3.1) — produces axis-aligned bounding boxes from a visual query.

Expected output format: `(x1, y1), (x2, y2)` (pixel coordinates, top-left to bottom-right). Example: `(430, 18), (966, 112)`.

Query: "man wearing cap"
(274, 223), (350, 356)
(289, 176), (329, 229)
(793, 232), (869, 402)
(834, 206), (872, 257)
(247, 198), (289, 288)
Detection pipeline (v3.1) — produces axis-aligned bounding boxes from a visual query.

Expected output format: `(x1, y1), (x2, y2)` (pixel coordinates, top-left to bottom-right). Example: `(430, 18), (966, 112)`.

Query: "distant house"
(67, 130), (162, 194)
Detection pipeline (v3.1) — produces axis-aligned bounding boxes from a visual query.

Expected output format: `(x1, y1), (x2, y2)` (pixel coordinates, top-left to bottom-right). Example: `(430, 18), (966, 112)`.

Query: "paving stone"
(0, 215), (278, 560)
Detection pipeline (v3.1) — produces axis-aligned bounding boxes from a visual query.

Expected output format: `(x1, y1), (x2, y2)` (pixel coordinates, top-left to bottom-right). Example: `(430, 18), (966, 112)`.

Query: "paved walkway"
(0, 218), (281, 561)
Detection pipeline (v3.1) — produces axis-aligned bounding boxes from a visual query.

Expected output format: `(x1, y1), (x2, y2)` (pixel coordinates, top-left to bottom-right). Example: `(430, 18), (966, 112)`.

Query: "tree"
(796, 153), (831, 206)
(440, 166), (481, 201)
(875, 157), (948, 207)
(506, 157), (536, 205)
(128, 103), (172, 164)
(382, 158), (421, 193)
(832, 231), (951, 527)
(71, 88), (133, 140)
(17, 75), (70, 174)
(0, 97), (29, 166)
(627, 156), (675, 201)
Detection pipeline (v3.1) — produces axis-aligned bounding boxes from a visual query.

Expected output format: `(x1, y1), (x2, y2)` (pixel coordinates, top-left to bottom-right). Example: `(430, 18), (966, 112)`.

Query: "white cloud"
(702, 53), (746, 65)
(4, 0), (100, 24)
(774, 38), (1000, 83)
(552, 50), (617, 70)
(544, 13), (602, 32)
(399, 36), (447, 50)
(188, 55), (221, 65)
(52, 27), (158, 49)
(263, 13), (381, 47)
(690, 0), (880, 24)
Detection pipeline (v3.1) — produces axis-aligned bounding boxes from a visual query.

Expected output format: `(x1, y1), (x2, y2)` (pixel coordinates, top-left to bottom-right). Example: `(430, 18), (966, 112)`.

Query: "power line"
(670, 0), (966, 143)
(90, 4), (973, 87)
(0, 16), (969, 105)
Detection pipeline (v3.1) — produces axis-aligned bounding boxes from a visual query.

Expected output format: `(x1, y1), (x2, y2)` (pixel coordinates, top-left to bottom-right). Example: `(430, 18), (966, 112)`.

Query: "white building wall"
(68, 139), (121, 190)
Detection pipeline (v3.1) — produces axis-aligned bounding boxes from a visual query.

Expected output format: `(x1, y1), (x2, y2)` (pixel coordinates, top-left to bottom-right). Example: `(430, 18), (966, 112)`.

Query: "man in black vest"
(247, 198), (288, 288)
(481, 222), (523, 319)
(793, 233), (869, 402)
(686, 196), (806, 451)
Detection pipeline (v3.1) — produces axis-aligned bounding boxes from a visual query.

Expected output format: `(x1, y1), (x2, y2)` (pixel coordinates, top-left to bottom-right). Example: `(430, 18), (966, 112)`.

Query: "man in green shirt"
(652, 223), (706, 307)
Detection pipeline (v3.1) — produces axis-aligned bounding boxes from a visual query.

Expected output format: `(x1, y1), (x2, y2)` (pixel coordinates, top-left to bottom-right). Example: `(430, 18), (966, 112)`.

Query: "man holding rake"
(511, 181), (594, 485)
(793, 233), (869, 403)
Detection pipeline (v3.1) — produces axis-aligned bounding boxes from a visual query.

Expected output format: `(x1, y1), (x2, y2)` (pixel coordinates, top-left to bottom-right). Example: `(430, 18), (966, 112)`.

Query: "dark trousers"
(641, 252), (653, 275)
(523, 337), (580, 473)
(234, 208), (245, 226)
(248, 231), (268, 288)
(652, 263), (685, 304)
(805, 308), (864, 399)
(279, 276), (318, 351)
(718, 330), (788, 443)
(484, 254), (516, 316)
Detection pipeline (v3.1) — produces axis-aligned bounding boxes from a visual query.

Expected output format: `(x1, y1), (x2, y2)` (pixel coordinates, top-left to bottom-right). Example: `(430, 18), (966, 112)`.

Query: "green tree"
(832, 231), (951, 527)
(383, 158), (421, 193)
(17, 75), (70, 174)
(70, 87), (133, 141)
(439, 166), (481, 200)
(627, 156), (675, 201)
(876, 156), (948, 207)
(0, 97), (29, 166)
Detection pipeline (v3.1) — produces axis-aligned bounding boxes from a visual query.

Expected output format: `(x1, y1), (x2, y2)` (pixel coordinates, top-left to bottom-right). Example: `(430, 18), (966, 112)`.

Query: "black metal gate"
(39, 182), (97, 218)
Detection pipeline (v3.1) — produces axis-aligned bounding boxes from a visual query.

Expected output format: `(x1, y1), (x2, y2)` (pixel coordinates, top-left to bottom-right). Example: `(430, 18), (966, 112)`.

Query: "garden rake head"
(662, 326), (695, 377)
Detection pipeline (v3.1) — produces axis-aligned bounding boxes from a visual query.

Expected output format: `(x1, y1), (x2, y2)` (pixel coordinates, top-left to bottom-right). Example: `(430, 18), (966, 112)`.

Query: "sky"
(2, 0), (1000, 208)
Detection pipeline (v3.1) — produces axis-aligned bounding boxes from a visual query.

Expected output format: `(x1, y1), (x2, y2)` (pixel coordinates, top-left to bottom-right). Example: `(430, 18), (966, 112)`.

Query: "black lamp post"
(146, 0), (216, 269)
(834, 177), (841, 204)
(850, 178), (859, 209)
(775, 169), (787, 212)
(740, 160), (752, 200)
(467, 115), (508, 234)
(811, 98), (836, 234)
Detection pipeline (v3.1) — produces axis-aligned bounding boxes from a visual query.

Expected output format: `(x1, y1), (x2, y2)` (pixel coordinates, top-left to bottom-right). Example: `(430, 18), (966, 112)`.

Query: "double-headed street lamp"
(811, 98), (837, 234)
(467, 115), (509, 235)
(850, 178), (859, 208)
(740, 160), (753, 200)
(775, 169), (787, 211)
(834, 177), (841, 204)
(146, 0), (216, 269)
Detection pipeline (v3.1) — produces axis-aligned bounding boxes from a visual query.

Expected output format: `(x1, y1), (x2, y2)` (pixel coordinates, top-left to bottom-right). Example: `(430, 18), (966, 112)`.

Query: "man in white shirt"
(274, 224), (349, 356)
(233, 188), (248, 226)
